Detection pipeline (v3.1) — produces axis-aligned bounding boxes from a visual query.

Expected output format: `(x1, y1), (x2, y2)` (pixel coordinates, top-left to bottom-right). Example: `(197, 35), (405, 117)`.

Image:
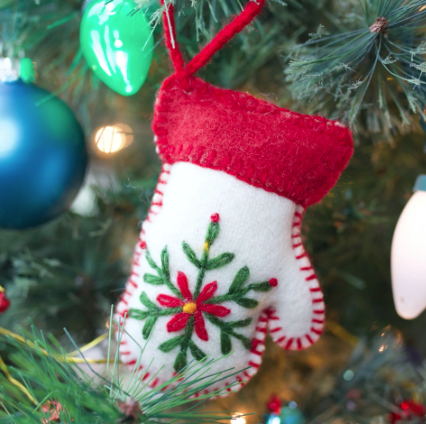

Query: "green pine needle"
(0, 315), (252, 423)
(286, 0), (426, 133)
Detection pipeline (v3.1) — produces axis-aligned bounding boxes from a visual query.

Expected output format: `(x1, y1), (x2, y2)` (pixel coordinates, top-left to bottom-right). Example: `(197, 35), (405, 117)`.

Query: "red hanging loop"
(161, 0), (185, 72)
(186, 0), (265, 75)
(161, 0), (266, 75)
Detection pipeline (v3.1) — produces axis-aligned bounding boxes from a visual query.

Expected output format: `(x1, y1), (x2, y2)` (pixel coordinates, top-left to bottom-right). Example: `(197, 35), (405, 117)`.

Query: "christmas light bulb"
(80, 0), (153, 96)
(391, 175), (426, 319)
(231, 414), (246, 424)
(94, 123), (133, 155)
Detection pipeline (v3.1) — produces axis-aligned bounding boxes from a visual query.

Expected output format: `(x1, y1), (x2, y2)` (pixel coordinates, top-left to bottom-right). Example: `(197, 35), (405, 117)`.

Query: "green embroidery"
(128, 214), (276, 372)
(128, 291), (180, 339)
(144, 248), (182, 298)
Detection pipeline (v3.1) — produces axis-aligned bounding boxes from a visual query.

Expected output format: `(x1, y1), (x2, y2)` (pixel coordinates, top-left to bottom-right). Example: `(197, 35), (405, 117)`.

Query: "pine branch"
(0, 321), (250, 423)
(286, 0), (426, 133)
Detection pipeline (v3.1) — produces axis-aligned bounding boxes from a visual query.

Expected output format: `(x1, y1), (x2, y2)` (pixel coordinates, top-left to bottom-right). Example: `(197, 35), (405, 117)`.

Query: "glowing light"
(96, 126), (123, 153)
(343, 369), (354, 381)
(420, 5), (426, 11)
(94, 123), (133, 154)
(231, 414), (246, 424)
(268, 416), (281, 424)
(114, 39), (123, 48)
(392, 177), (426, 319)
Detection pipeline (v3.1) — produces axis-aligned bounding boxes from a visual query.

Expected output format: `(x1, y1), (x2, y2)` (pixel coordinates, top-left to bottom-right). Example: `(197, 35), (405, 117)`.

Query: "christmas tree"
(1, 0), (426, 423)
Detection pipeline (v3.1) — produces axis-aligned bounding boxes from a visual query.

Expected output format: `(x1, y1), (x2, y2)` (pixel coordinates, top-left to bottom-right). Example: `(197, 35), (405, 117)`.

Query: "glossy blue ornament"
(0, 79), (87, 229)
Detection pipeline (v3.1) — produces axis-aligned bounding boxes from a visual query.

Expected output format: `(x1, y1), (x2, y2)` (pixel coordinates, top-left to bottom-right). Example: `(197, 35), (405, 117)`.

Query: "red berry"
(0, 292), (10, 314)
(139, 241), (147, 249)
(269, 278), (278, 287)
(211, 213), (220, 222)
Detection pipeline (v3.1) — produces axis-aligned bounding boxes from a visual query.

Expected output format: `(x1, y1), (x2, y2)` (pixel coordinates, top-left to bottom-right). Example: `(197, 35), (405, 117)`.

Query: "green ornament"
(80, 0), (154, 96)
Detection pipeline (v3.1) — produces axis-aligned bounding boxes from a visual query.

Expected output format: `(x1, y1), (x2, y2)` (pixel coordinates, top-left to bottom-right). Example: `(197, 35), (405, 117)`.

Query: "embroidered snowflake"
(128, 213), (278, 371)
(158, 271), (230, 341)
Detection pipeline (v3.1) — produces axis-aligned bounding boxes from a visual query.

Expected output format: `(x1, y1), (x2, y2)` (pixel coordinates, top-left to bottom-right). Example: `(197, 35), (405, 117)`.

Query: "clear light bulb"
(231, 414), (246, 424)
(391, 175), (426, 319)
(95, 126), (124, 153)
(94, 123), (133, 155)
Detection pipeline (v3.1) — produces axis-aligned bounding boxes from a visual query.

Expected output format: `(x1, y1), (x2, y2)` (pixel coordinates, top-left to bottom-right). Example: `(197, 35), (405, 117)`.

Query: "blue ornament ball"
(0, 79), (88, 229)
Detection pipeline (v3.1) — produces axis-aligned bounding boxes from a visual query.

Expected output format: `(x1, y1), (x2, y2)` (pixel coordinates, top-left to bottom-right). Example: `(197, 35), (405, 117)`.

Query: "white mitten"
(115, 0), (353, 395)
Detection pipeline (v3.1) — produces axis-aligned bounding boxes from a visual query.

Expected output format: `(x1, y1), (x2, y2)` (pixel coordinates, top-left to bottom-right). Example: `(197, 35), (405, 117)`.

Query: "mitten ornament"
(116, 0), (353, 395)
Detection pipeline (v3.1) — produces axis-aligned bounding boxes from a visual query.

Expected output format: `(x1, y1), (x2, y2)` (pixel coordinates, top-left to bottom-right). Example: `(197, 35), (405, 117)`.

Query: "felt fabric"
(116, 163), (325, 393)
(115, 0), (354, 396)
(154, 0), (353, 208)
(153, 74), (353, 207)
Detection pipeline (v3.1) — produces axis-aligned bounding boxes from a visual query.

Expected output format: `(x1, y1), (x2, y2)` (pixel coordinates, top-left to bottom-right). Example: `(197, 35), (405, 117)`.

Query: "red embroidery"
(268, 206), (325, 351)
(268, 278), (278, 287)
(157, 272), (230, 341)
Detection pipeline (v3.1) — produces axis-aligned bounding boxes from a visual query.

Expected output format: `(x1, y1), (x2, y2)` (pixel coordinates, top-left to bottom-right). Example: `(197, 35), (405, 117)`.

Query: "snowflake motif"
(157, 271), (230, 341)
(128, 213), (278, 371)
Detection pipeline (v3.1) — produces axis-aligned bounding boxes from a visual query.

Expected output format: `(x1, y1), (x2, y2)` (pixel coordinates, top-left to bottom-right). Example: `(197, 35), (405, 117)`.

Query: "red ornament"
(157, 271), (230, 341)
(266, 394), (282, 415)
(388, 400), (425, 423)
(211, 213), (220, 223)
(0, 291), (10, 314)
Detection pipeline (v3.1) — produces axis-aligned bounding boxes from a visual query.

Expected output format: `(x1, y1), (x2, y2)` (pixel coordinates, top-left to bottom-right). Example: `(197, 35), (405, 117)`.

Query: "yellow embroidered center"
(183, 302), (197, 314)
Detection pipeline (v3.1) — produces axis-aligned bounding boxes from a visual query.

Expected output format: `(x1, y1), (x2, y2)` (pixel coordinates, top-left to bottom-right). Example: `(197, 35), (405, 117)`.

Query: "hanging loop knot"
(161, 0), (265, 75)
(369, 17), (389, 35)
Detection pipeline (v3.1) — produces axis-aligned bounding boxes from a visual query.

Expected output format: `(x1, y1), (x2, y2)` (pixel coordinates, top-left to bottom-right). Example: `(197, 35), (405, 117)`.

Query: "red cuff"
(153, 74), (353, 207)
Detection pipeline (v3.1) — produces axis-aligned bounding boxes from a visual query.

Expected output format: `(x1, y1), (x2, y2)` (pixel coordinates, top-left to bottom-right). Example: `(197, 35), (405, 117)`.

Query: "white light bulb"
(95, 126), (124, 153)
(391, 176), (426, 319)
(93, 124), (134, 156)
(231, 414), (246, 424)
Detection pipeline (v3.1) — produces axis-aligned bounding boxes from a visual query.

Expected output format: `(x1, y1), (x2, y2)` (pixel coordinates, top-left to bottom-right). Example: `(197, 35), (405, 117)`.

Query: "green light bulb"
(80, 0), (154, 96)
